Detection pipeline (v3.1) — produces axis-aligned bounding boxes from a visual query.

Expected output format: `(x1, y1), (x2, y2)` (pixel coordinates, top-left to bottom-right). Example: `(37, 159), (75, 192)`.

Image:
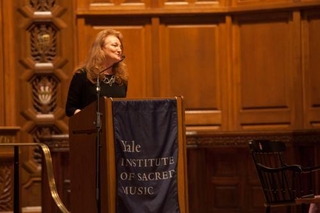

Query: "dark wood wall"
(1, 0), (320, 212)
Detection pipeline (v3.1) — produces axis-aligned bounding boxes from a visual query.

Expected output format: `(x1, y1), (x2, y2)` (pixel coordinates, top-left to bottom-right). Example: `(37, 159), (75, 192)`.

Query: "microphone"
(99, 55), (125, 74)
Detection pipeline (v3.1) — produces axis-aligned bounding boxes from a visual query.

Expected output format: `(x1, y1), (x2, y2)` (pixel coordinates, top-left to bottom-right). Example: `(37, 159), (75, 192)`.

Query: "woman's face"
(102, 35), (123, 63)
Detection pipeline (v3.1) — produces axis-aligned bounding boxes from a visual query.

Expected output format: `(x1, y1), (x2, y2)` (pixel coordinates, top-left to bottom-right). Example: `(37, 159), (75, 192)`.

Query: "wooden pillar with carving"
(15, 0), (73, 209)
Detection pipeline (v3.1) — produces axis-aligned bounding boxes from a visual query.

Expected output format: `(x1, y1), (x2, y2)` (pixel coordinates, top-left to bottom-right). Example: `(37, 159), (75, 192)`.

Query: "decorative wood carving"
(30, 0), (55, 11)
(32, 76), (58, 114)
(30, 24), (57, 63)
(18, 0), (68, 157)
(186, 130), (320, 147)
(0, 162), (13, 211)
(0, 128), (20, 211)
(32, 127), (63, 164)
(18, 0), (68, 197)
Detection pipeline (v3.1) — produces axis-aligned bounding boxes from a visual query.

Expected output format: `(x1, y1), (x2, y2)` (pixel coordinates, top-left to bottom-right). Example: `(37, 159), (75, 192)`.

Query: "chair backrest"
(249, 139), (297, 206)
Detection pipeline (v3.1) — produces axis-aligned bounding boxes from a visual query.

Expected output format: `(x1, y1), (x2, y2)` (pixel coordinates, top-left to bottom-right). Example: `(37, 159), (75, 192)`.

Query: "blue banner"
(112, 99), (180, 213)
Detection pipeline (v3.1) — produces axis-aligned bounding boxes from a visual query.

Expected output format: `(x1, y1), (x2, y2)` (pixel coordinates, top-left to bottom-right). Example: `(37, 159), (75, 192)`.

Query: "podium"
(69, 97), (189, 213)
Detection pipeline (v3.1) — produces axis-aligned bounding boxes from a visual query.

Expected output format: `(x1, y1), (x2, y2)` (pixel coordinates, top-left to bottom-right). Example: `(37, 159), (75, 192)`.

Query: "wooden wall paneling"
(76, 0), (149, 12)
(247, 152), (266, 213)
(225, 15), (236, 131)
(301, 0), (320, 3)
(150, 17), (161, 97)
(186, 147), (207, 213)
(233, 12), (298, 131)
(292, 11), (304, 130)
(301, 9), (320, 128)
(0, 0), (4, 125)
(158, 15), (227, 132)
(2, 0), (18, 126)
(77, 0), (221, 12)
(231, 0), (292, 7)
(159, 0), (222, 9)
(76, 0), (320, 14)
(75, 15), (153, 98)
(315, 142), (320, 195)
(0, 0), (320, 212)
(58, 0), (77, 127)
(290, 131), (320, 204)
(119, 24), (153, 98)
(206, 148), (246, 213)
(186, 131), (320, 213)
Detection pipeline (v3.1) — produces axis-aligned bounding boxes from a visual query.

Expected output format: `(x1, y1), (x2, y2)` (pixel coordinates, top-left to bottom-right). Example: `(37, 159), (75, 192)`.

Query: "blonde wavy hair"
(76, 29), (128, 85)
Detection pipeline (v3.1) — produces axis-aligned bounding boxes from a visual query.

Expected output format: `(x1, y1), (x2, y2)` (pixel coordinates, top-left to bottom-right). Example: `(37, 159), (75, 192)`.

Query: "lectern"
(69, 97), (189, 213)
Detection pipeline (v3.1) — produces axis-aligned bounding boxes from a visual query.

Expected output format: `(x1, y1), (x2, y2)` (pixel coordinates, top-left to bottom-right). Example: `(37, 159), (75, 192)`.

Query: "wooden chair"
(249, 139), (320, 213)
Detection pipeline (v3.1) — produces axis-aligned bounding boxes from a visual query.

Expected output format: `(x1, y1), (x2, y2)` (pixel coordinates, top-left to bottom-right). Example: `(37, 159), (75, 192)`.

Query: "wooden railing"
(0, 143), (70, 213)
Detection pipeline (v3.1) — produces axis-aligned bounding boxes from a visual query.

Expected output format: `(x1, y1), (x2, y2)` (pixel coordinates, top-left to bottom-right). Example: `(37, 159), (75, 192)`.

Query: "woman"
(65, 29), (128, 117)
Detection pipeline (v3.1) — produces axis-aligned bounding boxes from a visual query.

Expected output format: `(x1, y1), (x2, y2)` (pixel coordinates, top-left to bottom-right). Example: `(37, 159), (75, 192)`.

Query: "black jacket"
(65, 69), (127, 117)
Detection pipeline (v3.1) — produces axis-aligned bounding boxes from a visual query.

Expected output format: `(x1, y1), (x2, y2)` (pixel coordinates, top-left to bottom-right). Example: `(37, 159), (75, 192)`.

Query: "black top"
(65, 69), (127, 117)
